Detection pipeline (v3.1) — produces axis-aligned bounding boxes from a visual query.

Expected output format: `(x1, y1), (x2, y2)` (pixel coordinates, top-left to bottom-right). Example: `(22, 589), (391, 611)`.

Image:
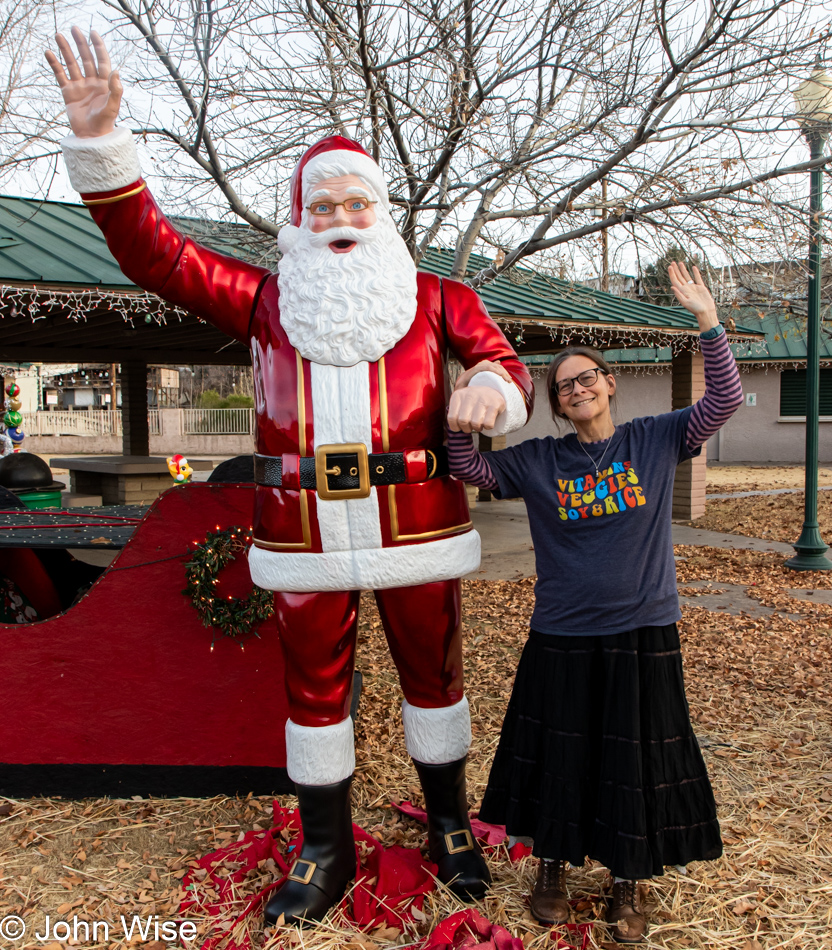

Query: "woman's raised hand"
(668, 261), (719, 333)
(45, 27), (122, 138)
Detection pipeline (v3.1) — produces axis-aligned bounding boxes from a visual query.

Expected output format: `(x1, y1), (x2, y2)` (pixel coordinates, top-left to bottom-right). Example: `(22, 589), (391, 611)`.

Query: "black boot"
(412, 756), (491, 901)
(263, 777), (356, 927)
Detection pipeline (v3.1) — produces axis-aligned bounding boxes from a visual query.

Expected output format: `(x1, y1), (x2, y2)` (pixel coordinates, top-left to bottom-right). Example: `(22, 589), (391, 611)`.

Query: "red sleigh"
(0, 483), (292, 798)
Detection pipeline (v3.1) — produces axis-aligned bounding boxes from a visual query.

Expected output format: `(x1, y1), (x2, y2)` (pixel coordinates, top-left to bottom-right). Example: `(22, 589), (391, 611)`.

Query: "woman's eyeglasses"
(307, 197), (376, 216)
(553, 368), (604, 396)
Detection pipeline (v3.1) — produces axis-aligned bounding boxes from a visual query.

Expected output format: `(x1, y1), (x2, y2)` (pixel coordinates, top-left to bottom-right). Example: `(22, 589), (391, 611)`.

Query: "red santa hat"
(289, 136), (389, 226)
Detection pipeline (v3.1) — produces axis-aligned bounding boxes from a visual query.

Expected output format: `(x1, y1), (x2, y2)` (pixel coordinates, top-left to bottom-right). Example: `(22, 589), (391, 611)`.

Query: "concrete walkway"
(465, 499), (823, 621)
(671, 524), (793, 554)
(467, 499), (794, 582)
(707, 485), (832, 500)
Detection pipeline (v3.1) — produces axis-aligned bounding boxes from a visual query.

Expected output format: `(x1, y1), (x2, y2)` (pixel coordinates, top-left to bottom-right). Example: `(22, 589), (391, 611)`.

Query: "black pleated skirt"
(479, 624), (723, 879)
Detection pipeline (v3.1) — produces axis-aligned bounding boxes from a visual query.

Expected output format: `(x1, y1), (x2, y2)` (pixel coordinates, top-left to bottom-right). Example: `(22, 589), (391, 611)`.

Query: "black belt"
(254, 444), (449, 501)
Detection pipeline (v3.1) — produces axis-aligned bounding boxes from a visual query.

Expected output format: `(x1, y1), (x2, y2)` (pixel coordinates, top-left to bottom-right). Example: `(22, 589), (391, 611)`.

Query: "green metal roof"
(731, 308), (832, 362)
(0, 196), (130, 286)
(605, 310), (831, 365)
(0, 194), (762, 347)
(420, 248), (761, 338)
(0, 195), (272, 287)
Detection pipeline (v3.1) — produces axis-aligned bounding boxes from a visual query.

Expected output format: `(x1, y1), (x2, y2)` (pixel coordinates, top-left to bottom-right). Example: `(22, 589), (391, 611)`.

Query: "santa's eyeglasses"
(307, 197), (377, 216)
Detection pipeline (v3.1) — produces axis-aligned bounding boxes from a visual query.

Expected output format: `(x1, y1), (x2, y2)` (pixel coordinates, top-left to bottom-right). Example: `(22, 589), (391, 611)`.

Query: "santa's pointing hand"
(46, 27), (122, 139)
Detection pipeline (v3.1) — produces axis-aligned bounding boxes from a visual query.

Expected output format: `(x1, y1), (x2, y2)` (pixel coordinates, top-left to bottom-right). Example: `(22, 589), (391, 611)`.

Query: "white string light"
(497, 316), (763, 357)
(0, 284), (188, 327)
(1, 284), (773, 370)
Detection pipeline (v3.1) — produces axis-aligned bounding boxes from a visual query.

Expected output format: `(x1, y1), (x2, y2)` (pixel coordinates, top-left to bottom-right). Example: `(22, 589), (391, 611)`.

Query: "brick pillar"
(671, 349), (706, 520)
(121, 360), (149, 457)
(476, 433), (506, 502)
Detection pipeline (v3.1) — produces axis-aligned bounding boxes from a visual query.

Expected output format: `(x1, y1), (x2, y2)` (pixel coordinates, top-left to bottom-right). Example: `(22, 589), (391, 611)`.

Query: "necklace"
(576, 433), (613, 479)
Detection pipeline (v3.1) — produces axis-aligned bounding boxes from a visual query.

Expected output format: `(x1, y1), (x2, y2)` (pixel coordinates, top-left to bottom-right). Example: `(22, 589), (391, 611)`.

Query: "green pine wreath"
(183, 526), (273, 644)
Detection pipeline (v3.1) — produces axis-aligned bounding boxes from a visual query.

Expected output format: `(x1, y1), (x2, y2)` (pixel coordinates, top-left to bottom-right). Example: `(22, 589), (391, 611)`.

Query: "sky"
(9, 0), (832, 280)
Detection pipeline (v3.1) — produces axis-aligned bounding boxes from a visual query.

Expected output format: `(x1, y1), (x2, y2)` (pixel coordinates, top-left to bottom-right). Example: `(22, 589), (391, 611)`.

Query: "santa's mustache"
(307, 223), (381, 249)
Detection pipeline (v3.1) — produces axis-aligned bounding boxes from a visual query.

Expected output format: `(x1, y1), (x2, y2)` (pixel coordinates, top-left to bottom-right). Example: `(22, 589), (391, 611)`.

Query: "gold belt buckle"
(315, 443), (371, 500)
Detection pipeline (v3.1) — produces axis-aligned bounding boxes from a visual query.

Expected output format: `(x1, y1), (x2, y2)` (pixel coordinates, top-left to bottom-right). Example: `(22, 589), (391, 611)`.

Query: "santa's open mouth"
(329, 239), (357, 253)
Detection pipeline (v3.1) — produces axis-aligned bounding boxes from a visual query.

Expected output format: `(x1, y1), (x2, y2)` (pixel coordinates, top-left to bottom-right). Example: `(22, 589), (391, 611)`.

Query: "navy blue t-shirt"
(486, 406), (699, 636)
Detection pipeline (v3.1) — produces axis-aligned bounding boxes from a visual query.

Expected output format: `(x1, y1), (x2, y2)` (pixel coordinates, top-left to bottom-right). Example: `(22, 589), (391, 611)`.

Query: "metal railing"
(20, 410), (160, 436)
(181, 408), (254, 435)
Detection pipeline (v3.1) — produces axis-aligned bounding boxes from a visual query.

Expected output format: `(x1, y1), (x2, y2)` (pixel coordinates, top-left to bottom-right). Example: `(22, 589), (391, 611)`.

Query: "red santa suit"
(62, 128), (533, 917)
(61, 129), (532, 776)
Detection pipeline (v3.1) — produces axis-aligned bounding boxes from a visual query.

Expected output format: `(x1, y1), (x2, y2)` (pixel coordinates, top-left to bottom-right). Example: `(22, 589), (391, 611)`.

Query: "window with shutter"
(779, 368), (832, 416)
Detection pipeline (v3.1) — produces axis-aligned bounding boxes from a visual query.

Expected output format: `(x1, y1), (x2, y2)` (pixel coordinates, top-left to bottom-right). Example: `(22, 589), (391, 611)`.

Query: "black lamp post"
(786, 67), (832, 571)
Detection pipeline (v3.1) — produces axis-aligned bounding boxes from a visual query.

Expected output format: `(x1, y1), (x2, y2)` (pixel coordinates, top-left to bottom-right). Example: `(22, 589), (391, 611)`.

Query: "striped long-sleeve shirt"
(448, 326), (743, 489)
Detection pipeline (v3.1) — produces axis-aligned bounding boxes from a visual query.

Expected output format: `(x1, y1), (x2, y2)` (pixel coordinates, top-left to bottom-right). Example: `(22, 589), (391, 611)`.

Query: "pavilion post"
(671, 348), (707, 520)
(121, 360), (149, 457)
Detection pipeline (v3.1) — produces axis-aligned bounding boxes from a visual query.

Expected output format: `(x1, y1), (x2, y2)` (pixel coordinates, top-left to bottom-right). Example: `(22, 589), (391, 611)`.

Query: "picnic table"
(50, 455), (214, 505)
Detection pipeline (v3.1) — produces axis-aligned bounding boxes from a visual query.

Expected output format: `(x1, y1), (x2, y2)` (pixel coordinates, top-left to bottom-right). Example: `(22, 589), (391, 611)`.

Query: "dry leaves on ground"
(706, 463), (832, 495)
(686, 490), (832, 545)
(1, 558), (830, 949)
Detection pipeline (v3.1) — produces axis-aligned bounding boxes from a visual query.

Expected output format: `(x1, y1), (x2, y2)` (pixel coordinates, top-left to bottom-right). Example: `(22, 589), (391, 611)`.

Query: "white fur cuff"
(471, 371), (528, 438)
(249, 528), (481, 593)
(402, 697), (471, 764)
(285, 717), (355, 786)
(61, 127), (142, 194)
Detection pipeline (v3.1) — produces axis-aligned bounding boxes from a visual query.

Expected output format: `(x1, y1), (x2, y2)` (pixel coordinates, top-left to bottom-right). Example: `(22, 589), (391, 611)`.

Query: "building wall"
(507, 366), (832, 462)
(24, 429), (253, 458)
(62, 387), (96, 408)
(717, 366), (832, 463)
(506, 369), (671, 446)
(20, 366), (830, 462)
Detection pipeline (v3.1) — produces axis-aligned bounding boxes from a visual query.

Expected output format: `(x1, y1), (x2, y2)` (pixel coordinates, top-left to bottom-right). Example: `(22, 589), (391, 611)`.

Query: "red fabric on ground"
(181, 802), (437, 950)
(419, 909), (524, 949)
(392, 800), (532, 860)
(550, 922), (594, 948)
(506, 840), (533, 861)
(180, 801), (553, 950)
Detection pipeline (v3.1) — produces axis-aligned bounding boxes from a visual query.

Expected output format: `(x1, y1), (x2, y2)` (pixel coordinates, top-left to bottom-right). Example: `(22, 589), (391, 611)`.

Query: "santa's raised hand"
(45, 27), (122, 139)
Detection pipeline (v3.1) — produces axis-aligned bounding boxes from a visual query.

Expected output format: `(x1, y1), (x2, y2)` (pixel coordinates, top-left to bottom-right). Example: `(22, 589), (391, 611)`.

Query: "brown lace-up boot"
(529, 859), (569, 925)
(607, 879), (647, 943)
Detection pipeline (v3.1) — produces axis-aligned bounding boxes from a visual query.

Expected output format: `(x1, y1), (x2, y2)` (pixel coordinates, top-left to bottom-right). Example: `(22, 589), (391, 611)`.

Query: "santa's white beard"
(276, 217), (418, 366)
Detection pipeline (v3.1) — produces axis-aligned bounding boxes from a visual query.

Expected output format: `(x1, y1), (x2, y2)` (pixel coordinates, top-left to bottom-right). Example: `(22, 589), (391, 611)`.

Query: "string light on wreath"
(183, 526), (273, 648)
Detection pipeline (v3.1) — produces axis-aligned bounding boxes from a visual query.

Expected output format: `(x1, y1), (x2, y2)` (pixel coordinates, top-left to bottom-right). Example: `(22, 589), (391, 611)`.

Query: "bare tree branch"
(5, 0), (831, 281)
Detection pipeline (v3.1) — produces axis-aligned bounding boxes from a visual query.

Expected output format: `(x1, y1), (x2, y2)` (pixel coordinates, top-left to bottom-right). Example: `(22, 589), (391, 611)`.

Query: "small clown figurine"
(166, 454), (193, 484)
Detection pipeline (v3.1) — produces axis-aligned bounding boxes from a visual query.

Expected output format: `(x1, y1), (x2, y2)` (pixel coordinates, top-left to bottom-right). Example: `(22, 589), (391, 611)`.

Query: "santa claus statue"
(47, 28), (533, 925)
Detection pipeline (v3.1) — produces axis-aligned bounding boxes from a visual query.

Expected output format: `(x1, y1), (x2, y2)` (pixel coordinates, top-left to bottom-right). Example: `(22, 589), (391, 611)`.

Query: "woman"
(447, 261), (742, 943)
